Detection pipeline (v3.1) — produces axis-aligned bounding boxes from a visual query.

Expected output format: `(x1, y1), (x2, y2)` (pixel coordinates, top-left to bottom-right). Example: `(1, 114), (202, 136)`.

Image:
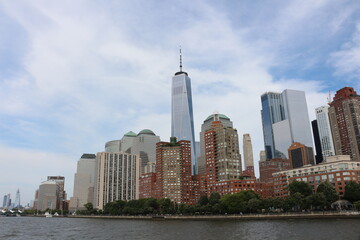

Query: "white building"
(95, 152), (140, 210)
(315, 106), (335, 161)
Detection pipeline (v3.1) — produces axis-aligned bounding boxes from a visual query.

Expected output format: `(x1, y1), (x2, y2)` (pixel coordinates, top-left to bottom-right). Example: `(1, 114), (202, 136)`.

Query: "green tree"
(288, 181), (312, 197)
(305, 193), (327, 210)
(248, 198), (262, 213)
(209, 192), (221, 205)
(316, 181), (338, 207)
(344, 181), (360, 203)
(84, 202), (93, 211)
(198, 195), (209, 206)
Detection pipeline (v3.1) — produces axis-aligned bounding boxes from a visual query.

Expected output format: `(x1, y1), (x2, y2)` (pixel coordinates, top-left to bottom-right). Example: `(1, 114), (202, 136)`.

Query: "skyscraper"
(243, 133), (254, 171)
(261, 89), (313, 159)
(198, 113), (233, 174)
(328, 87), (360, 160)
(69, 154), (96, 211)
(14, 189), (20, 208)
(312, 119), (323, 164)
(315, 106), (335, 162)
(205, 114), (242, 195)
(288, 142), (315, 169)
(171, 49), (196, 174)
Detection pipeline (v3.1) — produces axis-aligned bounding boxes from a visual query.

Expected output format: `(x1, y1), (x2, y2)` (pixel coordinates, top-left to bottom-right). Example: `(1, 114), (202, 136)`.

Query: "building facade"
(273, 155), (360, 198)
(288, 142), (315, 169)
(259, 158), (291, 183)
(198, 113), (233, 175)
(37, 181), (59, 211)
(328, 87), (360, 161)
(205, 114), (242, 196)
(315, 106), (335, 162)
(95, 152), (140, 210)
(261, 90), (313, 160)
(171, 52), (197, 174)
(243, 133), (255, 175)
(69, 154), (96, 212)
(155, 138), (195, 205)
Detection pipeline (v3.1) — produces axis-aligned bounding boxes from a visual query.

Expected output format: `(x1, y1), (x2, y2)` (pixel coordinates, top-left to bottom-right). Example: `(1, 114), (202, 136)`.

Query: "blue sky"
(1, 0), (360, 205)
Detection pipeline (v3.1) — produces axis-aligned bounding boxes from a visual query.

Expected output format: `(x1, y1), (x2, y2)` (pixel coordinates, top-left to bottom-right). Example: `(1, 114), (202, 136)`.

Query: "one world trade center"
(171, 49), (197, 174)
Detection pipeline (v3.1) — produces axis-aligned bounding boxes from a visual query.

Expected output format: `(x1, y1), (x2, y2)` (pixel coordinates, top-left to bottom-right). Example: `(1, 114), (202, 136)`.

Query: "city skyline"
(1, 1), (360, 205)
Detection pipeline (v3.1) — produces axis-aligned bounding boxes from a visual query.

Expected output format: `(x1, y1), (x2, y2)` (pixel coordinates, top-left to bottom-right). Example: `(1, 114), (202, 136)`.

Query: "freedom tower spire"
(171, 48), (197, 174)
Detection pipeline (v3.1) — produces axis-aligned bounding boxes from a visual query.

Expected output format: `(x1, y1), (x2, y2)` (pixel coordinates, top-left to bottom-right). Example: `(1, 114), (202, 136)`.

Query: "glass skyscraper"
(171, 52), (196, 174)
(261, 89), (313, 160)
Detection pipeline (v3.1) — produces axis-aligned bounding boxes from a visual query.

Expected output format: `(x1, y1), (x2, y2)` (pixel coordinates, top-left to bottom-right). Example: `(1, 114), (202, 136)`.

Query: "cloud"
(0, 0), (359, 203)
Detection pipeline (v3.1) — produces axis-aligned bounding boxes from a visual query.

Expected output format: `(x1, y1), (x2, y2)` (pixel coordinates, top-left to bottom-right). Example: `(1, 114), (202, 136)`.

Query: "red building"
(259, 158), (291, 183)
(139, 172), (156, 199)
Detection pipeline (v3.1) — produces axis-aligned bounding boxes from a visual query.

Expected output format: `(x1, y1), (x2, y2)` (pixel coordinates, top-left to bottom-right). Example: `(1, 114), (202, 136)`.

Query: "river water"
(0, 216), (359, 240)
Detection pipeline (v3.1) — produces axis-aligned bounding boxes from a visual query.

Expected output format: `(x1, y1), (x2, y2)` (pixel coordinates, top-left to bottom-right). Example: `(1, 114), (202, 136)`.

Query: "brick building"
(259, 158), (291, 183)
(273, 155), (360, 198)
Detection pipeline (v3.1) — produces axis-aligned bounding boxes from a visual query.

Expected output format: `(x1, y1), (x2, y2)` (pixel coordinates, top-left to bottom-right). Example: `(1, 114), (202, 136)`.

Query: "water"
(1, 216), (360, 240)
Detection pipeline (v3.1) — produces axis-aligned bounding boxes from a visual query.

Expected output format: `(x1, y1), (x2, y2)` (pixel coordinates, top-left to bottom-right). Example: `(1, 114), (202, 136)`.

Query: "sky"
(1, 0), (360, 206)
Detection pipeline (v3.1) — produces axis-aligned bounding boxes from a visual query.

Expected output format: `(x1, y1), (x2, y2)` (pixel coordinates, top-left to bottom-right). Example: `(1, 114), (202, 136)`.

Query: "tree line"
(73, 181), (360, 215)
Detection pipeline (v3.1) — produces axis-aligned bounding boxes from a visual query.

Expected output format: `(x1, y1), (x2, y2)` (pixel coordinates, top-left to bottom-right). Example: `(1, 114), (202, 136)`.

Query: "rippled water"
(1, 216), (360, 240)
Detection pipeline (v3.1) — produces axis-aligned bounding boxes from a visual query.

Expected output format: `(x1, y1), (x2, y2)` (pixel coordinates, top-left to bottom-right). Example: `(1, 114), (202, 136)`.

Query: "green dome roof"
(205, 114), (230, 122)
(137, 129), (155, 136)
(124, 131), (137, 137)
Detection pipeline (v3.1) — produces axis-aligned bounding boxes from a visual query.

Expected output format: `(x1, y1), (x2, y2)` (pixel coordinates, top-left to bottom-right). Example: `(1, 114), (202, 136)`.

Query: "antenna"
(179, 45), (183, 72)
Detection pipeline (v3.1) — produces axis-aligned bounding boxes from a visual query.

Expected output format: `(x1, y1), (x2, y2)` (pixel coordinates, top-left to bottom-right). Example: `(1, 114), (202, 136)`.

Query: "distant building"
(37, 181), (58, 211)
(47, 176), (66, 210)
(95, 152), (140, 210)
(312, 119), (324, 164)
(198, 113), (233, 175)
(69, 154), (96, 212)
(315, 106), (335, 162)
(259, 158), (291, 183)
(328, 87), (360, 161)
(243, 133), (255, 176)
(261, 90), (313, 159)
(273, 155), (360, 198)
(105, 140), (121, 153)
(288, 142), (315, 169)
(14, 189), (20, 208)
(171, 50), (197, 174)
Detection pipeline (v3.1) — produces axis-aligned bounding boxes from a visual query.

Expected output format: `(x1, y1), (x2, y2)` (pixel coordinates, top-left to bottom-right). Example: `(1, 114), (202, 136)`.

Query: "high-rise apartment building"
(155, 138), (193, 204)
(95, 152), (140, 210)
(328, 87), (360, 161)
(288, 142), (315, 169)
(198, 113), (233, 174)
(69, 154), (96, 211)
(261, 89), (313, 159)
(205, 114), (242, 195)
(171, 50), (196, 174)
(315, 106), (335, 162)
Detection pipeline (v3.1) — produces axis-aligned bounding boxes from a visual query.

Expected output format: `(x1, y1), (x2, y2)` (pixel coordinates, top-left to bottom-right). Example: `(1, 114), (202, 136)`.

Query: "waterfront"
(1, 217), (360, 240)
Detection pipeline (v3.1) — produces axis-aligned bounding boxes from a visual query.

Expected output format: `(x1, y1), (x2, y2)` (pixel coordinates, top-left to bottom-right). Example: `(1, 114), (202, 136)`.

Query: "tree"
(344, 181), (360, 203)
(84, 202), (93, 211)
(305, 193), (327, 210)
(198, 195), (209, 206)
(209, 192), (221, 205)
(288, 181), (312, 197)
(316, 181), (338, 207)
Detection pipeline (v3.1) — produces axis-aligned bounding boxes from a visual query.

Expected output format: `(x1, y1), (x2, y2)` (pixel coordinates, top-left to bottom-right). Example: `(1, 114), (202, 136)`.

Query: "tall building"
(105, 140), (121, 152)
(260, 150), (267, 162)
(69, 154), (97, 211)
(95, 152), (140, 210)
(328, 87), (360, 161)
(37, 181), (58, 211)
(288, 142), (315, 169)
(261, 89), (313, 159)
(259, 158), (291, 183)
(171, 50), (196, 174)
(198, 113), (233, 174)
(243, 133), (254, 171)
(312, 119), (323, 164)
(47, 176), (66, 210)
(155, 137), (193, 205)
(14, 189), (20, 208)
(205, 114), (242, 195)
(315, 106), (335, 162)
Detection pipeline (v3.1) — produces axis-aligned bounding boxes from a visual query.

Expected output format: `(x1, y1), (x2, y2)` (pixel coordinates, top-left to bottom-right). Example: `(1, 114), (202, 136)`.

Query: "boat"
(44, 212), (53, 218)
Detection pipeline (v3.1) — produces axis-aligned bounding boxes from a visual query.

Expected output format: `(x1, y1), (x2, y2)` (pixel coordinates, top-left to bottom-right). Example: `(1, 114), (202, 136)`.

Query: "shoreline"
(66, 212), (360, 220)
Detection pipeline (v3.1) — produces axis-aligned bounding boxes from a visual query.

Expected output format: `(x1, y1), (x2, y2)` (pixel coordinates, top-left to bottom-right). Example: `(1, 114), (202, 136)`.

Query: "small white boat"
(53, 212), (59, 217)
(44, 212), (53, 218)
